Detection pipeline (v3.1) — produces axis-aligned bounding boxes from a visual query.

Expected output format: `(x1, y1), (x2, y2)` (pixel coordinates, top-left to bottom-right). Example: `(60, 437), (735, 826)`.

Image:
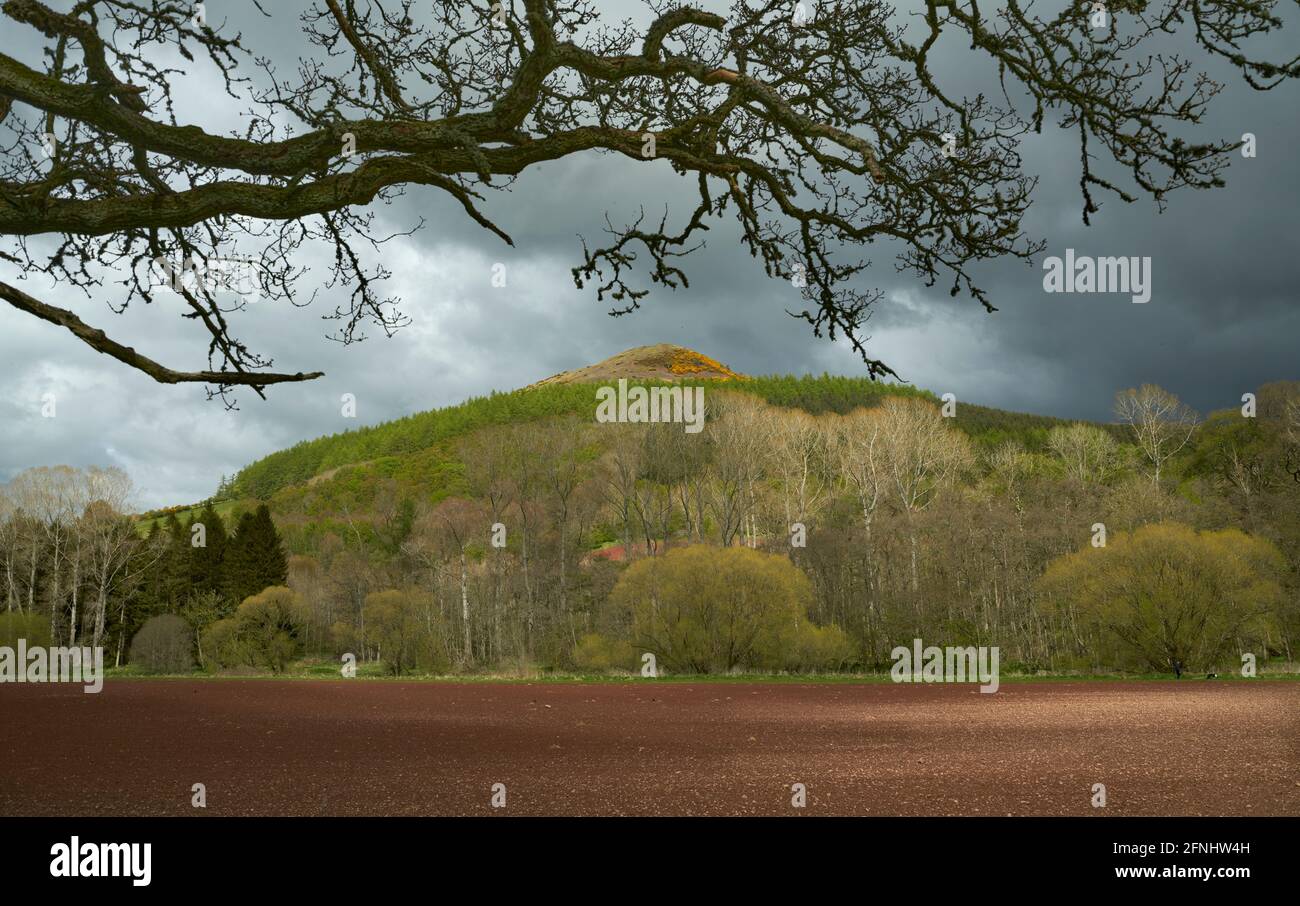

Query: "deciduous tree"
(1114, 385), (1198, 485)
(1037, 522), (1283, 677)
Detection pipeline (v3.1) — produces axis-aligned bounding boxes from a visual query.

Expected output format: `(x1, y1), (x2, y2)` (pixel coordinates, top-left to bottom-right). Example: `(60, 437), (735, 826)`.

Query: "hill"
(122, 353), (1300, 679)
(137, 345), (1122, 532)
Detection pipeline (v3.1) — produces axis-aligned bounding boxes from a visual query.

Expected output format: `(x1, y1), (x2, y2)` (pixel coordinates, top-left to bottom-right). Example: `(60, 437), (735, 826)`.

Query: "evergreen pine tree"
(222, 510), (257, 605)
(189, 502), (229, 604)
(132, 521), (167, 618)
(251, 504), (289, 592)
(160, 514), (191, 612)
(223, 505), (287, 605)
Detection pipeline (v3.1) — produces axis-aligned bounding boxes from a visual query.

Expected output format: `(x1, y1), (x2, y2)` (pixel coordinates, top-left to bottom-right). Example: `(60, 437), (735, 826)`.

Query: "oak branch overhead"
(0, 0), (1295, 400)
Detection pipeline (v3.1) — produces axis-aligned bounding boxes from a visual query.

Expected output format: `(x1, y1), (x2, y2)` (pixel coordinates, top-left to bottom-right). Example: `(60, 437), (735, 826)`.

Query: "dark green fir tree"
(223, 504), (288, 605)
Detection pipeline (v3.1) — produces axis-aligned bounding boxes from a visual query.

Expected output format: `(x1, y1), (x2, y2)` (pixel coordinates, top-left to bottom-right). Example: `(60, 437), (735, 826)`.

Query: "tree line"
(0, 471), (288, 669)
(242, 380), (1300, 676)
(4, 379), (1297, 677)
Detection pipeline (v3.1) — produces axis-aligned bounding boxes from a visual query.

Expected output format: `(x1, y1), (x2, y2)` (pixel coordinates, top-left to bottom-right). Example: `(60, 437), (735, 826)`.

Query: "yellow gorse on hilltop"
(668, 348), (745, 381)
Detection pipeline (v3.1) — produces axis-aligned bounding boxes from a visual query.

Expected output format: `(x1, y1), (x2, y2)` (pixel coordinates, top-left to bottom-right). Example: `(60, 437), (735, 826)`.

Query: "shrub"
(1037, 521), (1283, 676)
(129, 615), (195, 674)
(612, 544), (822, 673)
(199, 618), (243, 669)
(362, 589), (422, 675)
(792, 623), (856, 672)
(0, 612), (52, 649)
(330, 620), (357, 657)
(198, 587), (306, 672)
(234, 586), (306, 673)
(573, 632), (637, 672)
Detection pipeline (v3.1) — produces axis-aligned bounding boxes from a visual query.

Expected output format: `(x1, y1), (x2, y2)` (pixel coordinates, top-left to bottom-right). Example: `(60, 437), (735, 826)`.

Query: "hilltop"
(529, 344), (746, 387)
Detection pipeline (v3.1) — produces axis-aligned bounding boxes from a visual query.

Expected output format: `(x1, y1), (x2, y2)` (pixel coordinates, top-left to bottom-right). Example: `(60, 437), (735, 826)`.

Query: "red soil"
(1, 680), (1296, 816)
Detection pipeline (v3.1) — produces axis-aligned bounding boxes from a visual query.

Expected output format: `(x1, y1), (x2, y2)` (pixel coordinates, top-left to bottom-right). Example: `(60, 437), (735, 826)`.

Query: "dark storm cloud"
(1, 1), (1297, 507)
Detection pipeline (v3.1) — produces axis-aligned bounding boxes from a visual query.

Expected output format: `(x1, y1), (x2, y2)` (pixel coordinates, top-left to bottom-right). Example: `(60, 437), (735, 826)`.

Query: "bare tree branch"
(0, 0), (1294, 399)
(0, 279), (323, 391)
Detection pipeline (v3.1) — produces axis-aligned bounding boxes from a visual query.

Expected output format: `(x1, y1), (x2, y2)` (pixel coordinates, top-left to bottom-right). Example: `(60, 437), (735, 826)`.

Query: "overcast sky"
(2, 1), (1297, 509)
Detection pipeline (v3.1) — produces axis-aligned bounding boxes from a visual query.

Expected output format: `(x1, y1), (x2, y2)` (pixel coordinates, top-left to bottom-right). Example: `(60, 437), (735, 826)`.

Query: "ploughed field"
(2, 680), (1296, 816)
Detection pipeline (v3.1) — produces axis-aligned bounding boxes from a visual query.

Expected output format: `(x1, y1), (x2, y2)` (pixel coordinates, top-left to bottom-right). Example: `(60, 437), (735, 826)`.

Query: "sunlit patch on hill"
(530, 343), (745, 387)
